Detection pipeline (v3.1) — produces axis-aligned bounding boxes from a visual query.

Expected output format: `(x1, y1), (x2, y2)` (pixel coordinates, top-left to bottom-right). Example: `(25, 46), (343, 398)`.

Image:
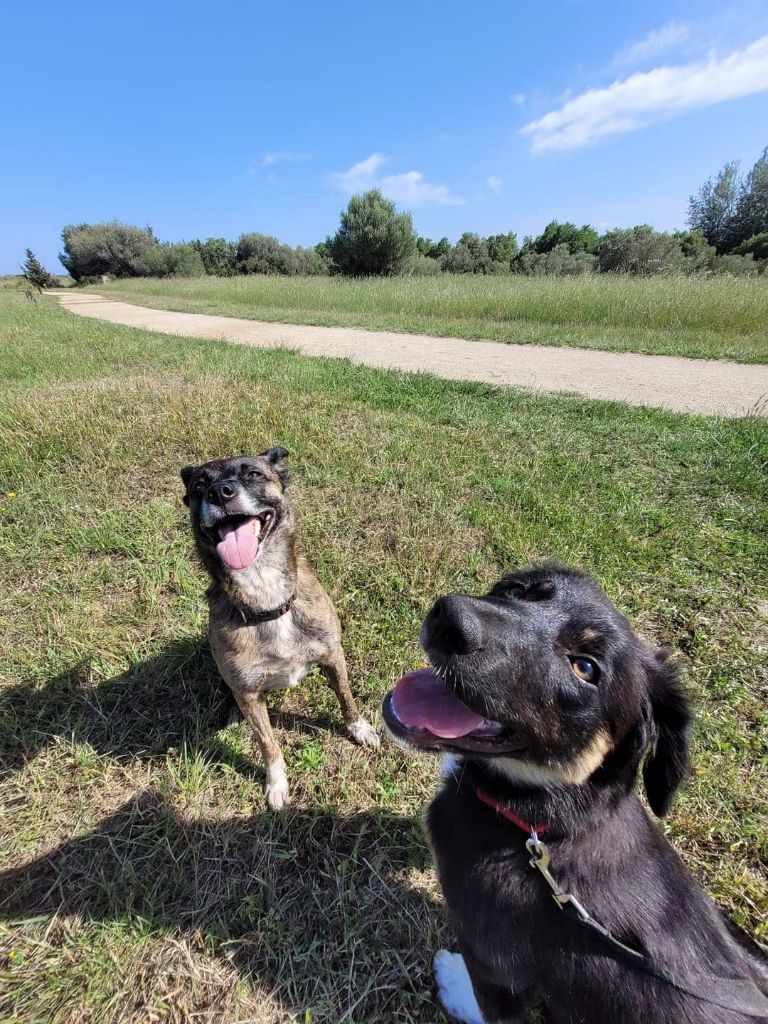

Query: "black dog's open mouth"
(205, 510), (275, 570)
(382, 668), (527, 755)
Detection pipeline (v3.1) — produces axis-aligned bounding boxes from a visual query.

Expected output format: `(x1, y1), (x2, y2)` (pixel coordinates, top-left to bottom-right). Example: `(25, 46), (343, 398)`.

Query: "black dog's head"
(180, 448), (292, 574)
(383, 564), (692, 816)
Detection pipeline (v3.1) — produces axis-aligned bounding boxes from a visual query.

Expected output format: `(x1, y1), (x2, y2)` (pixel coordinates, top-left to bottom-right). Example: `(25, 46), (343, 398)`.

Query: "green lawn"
(0, 291), (766, 1023)
(91, 272), (768, 363)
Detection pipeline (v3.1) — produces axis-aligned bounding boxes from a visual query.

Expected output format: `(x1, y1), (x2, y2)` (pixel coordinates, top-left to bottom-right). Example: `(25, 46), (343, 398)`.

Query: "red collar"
(476, 787), (548, 835)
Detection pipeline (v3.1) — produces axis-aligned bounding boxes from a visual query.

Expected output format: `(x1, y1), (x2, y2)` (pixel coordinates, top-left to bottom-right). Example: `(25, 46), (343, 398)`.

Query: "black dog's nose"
(425, 595), (484, 655)
(208, 479), (238, 505)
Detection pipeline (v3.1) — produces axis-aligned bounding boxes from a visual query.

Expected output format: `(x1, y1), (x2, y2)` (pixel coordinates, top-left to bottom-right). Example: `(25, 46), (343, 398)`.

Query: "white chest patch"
(236, 614), (326, 692)
(232, 554), (292, 610)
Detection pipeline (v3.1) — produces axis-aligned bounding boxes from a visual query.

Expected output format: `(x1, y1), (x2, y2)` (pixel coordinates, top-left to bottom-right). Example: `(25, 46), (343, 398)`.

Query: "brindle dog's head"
(180, 448), (293, 576)
(383, 564), (692, 816)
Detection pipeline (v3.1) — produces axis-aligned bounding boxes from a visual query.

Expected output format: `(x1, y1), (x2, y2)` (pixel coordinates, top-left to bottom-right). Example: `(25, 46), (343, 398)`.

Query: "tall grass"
(93, 273), (768, 362)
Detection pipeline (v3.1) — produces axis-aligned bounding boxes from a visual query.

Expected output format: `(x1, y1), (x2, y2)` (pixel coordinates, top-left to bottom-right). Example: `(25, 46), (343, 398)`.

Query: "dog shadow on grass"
(0, 637), (353, 778)
(0, 644), (448, 1020)
(0, 791), (446, 1022)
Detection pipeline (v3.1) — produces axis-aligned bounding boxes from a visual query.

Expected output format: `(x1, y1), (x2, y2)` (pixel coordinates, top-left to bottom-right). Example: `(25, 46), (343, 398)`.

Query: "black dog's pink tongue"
(216, 518), (260, 570)
(391, 668), (485, 739)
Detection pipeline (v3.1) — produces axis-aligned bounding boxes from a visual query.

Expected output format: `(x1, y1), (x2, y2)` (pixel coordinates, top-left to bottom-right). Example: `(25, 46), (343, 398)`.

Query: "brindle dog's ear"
(643, 649), (692, 817)
(259, 447), (290, 486)
(180, 465), (197, 506)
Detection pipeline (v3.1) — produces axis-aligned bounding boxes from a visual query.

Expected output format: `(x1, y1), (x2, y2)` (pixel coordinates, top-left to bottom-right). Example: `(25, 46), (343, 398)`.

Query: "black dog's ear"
(643, 649), (692, 817)
(259, 446), (290, 486)
(180, 465), (197, 506)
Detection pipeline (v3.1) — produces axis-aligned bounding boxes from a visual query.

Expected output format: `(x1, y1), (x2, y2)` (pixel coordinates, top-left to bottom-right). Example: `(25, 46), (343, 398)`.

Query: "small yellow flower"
(6, 491), (16, 499)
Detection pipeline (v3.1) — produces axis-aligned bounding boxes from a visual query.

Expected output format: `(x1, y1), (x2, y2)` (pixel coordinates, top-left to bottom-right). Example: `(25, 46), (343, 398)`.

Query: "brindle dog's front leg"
(319, 646), (380, 748)
(234, 688), (289, 810)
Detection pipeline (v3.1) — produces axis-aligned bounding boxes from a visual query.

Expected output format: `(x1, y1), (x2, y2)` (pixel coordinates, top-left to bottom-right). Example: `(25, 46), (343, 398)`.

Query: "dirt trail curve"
(50, 291), (768, 418)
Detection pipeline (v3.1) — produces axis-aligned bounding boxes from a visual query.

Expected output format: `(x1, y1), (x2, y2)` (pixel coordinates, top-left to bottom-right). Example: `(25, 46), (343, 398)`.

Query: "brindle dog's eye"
(247, 469), (265, 481)
(569, 656), (598, 684)
(507, 583), (526, 598)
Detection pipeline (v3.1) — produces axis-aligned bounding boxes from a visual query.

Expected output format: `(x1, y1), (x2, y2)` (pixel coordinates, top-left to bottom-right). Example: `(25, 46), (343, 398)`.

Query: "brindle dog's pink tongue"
(392, 668), (485, 738)
(216, 518), (260, 570)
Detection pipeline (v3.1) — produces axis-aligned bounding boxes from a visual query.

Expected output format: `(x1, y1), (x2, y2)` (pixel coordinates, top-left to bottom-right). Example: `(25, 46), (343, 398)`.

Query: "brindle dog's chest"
(257, 616), (321, 690)
(209, 612), (329, 693)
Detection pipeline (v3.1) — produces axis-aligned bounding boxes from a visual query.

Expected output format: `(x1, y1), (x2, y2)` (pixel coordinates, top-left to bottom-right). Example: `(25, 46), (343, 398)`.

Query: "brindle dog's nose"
(208, 479), (238, 505)
(425, 595), (484, 655)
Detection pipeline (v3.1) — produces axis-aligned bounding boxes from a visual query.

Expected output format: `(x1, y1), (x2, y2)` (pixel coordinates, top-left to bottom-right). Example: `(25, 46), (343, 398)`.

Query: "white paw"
(265, 762), (290, 811)
(434, 950), (484, 1024)
(348, 717), (380, 749)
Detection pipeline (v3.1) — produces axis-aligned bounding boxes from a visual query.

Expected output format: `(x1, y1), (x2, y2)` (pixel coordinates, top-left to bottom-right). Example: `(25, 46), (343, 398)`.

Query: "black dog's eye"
(501, 578), (555, 602)
(192, 479), (206, 495)
(569, 656), (599, 684)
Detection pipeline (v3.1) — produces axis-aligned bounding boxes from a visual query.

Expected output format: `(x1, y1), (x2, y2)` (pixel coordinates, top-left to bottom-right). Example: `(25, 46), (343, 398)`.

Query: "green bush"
(417, 236), (451, 261)
(328, 190), (417, 276)
(138, 242), (205, 278)
(714, 253), (759, 277)
(517, 243), (596, 276)
(598, 226), (684, 276)
(406, 254), (442, 276)
(440, 232), (517, 274)
(60, 221), (158, 281)
(236, 232), (298, 275)
(674, 230), (718, 274)
(532, 220), (599, 255)
(192, 238), (238, 276)
(292, 245), (331, 275)
(441, 233), (492, 274)
(734, 232), (768, 261)
(486, 231), (518, 265)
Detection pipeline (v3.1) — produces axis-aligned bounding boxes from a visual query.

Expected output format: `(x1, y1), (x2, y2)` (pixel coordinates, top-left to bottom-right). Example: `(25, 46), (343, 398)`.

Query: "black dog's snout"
(208, 479), (238, 505)
(425, 596), (484, 655)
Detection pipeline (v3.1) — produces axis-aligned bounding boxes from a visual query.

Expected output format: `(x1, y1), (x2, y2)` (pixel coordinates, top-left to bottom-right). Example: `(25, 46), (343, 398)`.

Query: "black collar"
(236, 592), (296, 625)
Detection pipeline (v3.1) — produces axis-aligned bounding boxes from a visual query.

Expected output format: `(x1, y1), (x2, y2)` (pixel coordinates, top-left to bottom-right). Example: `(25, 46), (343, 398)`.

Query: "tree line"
(23, 145), (768, 286)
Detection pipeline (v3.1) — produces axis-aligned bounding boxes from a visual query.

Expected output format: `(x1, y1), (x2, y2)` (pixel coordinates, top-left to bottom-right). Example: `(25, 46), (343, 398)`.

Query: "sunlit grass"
(0, 291), (766, 1022)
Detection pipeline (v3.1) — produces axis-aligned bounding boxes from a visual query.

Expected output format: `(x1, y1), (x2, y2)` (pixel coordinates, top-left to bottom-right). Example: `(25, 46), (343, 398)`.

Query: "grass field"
(91, 273), (768, 363)
(0, 291), (766, 1023)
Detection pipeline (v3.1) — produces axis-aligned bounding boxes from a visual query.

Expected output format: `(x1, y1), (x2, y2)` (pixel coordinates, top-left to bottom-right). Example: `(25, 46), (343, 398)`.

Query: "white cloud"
(330, 153), (463, 206)
(521, 34), (768, 154)
(249, 152), (310, 173)
(510, 92), (526, 106)
(485, 175), (503, 193)
(331, 153), (387, 191)
(380, 171), (463, 206)
(616, 21), (690, 66)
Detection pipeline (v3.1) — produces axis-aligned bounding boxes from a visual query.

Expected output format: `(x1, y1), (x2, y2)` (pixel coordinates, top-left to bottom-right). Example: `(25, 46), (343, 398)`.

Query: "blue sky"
(3, 0), (768, 274)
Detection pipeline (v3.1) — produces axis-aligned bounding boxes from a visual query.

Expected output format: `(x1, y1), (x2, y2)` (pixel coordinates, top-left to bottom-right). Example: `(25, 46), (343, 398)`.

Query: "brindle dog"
(181, 448), (379, 810)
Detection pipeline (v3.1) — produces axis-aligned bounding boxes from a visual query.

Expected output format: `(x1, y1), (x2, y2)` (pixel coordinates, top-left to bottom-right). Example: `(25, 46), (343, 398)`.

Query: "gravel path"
(50, 291), (768, 417)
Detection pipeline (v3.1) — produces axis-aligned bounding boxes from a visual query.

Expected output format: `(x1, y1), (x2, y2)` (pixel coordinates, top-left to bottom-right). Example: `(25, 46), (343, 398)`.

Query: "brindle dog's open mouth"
(382, 668), (527, 756)
(206, 510), (275, 570)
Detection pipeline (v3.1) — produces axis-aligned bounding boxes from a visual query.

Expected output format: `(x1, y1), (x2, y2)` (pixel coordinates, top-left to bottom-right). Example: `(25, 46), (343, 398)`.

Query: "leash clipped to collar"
(475, 786), (768, 1017)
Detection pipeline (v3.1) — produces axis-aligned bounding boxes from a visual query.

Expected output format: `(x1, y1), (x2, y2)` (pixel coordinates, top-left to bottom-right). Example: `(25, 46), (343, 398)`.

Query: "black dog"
(382, 565), (768, 1024)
